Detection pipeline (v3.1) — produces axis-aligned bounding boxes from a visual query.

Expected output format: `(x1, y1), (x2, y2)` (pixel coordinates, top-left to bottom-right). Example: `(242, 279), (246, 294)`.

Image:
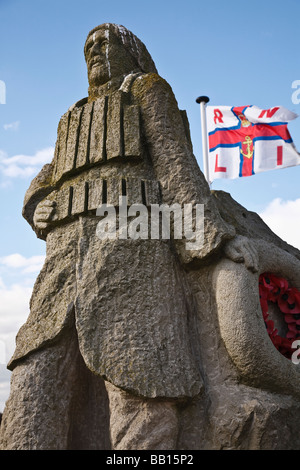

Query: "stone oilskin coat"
(8, 71), (234, 399)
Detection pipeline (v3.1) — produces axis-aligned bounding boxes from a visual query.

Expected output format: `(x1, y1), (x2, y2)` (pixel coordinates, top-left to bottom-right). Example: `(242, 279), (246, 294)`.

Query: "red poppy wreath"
(259, 273), (300, 359)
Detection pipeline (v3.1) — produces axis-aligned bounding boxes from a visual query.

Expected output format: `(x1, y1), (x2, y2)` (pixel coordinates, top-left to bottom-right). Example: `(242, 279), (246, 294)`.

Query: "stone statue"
(1, 23), (300, 450)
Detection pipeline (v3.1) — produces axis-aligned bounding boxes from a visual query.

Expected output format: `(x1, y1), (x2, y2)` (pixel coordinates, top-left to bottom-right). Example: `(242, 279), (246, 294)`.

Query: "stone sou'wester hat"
(84, 23), (158, 74)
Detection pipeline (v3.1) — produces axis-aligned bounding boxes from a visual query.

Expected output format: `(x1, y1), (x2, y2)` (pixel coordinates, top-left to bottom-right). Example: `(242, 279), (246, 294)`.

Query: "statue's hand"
(224, 235), (259, 273)
(33, 200), (56, 232)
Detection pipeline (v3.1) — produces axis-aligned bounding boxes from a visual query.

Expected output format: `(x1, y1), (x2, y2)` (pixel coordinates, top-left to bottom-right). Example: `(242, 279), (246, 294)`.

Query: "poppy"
(259, 272), (300, 360)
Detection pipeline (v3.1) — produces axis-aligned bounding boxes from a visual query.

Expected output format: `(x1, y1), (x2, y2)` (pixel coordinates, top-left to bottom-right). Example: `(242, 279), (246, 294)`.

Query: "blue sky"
(0, 0), (300, 411)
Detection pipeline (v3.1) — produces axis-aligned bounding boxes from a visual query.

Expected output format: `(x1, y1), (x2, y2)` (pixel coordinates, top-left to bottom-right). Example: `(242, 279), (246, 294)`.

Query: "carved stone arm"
(130, 73), (235, 264)
(22, 163), (55, 237)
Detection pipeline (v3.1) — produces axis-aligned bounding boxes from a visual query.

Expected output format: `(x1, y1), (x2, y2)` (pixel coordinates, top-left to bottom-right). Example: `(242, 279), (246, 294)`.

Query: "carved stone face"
(85, 26), (138, 87)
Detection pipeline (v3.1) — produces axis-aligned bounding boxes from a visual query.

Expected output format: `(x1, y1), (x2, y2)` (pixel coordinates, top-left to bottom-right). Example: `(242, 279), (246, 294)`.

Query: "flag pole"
(196, 96), (210, 186)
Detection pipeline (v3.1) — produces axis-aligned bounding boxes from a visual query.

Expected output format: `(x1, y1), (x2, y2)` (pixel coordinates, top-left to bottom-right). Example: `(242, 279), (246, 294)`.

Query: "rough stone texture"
(1, 326), (110, 450)
(213, 246), (300, 397)
(75, 217), (202, 398)
(7, 222), (78, 368)
(212, 189), (300, 261)
(129, 72), (235, 264)
(105, 382), (179, 450)
(1, 23), (300, 450)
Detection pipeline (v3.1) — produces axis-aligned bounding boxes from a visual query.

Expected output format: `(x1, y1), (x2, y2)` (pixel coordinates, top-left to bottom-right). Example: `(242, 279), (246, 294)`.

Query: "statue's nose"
(90, 41), (101, 56)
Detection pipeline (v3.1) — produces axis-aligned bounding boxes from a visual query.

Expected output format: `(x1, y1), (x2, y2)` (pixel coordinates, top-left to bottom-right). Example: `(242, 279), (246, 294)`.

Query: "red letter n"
(258, 107), (280, 119)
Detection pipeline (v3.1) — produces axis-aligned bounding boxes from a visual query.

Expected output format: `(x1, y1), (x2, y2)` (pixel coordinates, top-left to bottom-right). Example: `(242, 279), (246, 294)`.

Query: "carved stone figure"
(1, 23), (300, 450)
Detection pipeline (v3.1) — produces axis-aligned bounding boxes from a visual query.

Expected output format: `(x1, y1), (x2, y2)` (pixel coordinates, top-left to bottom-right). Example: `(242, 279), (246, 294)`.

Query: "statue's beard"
(88, 63), (111, 87)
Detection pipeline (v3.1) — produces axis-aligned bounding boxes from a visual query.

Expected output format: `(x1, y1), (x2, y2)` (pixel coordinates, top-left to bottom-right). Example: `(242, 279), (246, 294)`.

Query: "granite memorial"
(1, 23), (300, 450)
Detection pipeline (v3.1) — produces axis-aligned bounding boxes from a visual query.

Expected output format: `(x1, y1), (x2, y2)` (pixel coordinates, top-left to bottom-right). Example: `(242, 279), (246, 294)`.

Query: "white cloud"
(0, 280), (32, 337)
(0, 147), (54, 179)
(2, 164), (39, 178)
(0, 277), (33, 411)
(0, 252), (45, 412)
(3, 121), (20, 131)
(1, 148), (54, 166)
(0, 253), (45, 345)
(0, 254), (45, 274)
(0, 372), (11, 413)
(259, 198), (300, 250)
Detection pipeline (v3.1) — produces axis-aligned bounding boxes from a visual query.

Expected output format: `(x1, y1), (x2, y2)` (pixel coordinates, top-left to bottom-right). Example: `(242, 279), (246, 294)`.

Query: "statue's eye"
(85, 42), (93, 55)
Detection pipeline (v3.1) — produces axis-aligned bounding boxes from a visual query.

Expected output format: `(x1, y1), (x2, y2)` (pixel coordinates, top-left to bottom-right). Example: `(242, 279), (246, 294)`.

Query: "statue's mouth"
(89, 56), (102, 68)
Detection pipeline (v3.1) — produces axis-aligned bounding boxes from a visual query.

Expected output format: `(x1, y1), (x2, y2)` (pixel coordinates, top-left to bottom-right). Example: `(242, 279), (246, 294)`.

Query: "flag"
(206, 105), (300, 182)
